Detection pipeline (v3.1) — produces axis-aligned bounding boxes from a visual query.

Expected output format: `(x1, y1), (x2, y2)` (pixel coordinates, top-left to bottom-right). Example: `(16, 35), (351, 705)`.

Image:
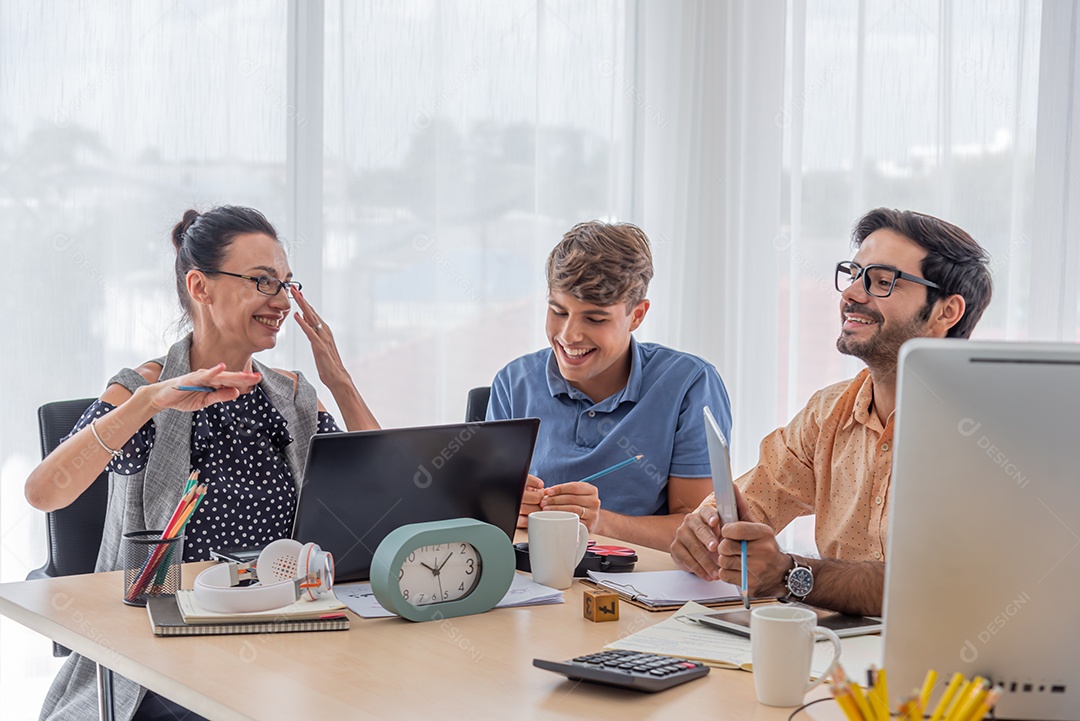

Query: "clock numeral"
(407, 551), (416, 563)
(398, 568), (403, 581)
(418, 593), (425, 603)
(442, 590), (449, 600)
(403, 589), (410, 600)
(459, 543), (467, 555)
(432, 544), (440, 552)
(458, 582), (465, 592)
(465, 558), (475, 575)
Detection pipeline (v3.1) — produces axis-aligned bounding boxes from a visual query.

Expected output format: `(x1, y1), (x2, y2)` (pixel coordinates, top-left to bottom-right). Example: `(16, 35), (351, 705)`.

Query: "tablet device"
(209, 545), (265, 565)
(704, 406), (739, 526)
(696, 604), (883, 638)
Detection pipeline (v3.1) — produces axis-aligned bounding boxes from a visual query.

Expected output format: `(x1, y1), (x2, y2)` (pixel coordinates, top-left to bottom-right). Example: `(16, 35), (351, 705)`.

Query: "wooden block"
(583, 589), (619, 622)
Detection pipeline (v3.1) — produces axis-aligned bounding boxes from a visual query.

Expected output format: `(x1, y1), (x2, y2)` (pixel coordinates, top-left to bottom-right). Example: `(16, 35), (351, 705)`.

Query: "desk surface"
(0, 537), (839, 721)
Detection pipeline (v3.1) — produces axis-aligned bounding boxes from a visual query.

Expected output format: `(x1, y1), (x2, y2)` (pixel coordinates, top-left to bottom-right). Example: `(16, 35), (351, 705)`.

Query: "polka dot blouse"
(66, 388), (340, 562)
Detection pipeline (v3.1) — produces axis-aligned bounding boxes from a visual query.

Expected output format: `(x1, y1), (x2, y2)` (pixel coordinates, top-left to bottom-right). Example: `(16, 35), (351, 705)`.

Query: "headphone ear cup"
(298, 542), (334, 600)
(256, 539), (304, 584)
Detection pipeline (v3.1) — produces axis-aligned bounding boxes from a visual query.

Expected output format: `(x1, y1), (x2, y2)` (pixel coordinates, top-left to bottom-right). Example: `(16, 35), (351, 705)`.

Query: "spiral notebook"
(146, 595), (350, 637)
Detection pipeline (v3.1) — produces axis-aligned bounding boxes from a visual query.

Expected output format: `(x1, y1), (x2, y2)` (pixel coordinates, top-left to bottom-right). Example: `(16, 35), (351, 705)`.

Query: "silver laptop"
(886, 339), (1080, 720)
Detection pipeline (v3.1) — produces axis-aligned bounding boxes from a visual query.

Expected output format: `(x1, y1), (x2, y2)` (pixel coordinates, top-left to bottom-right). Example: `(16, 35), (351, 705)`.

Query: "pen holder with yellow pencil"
(828, 665), (1002, 721)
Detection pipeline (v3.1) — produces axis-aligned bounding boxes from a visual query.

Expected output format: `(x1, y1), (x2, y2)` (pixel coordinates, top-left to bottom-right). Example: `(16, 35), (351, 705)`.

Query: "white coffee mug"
(527, 510), (588, 590)
(750, 605), (842, 707)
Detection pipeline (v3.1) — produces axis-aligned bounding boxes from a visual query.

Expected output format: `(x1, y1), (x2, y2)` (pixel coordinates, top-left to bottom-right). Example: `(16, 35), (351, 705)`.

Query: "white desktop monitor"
(885, 339), (1080, 721)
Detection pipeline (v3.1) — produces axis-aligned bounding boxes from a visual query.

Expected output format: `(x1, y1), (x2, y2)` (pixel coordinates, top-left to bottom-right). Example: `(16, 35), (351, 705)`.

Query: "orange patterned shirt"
(708, 369), (892, 562)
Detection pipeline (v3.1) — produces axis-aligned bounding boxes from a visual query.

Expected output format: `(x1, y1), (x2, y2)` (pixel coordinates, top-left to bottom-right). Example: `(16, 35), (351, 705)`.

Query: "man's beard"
(836, 302), (933, 369)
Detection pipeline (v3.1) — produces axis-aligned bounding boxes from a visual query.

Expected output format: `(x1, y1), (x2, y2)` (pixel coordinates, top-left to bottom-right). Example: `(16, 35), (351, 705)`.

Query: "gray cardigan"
(40, 336), (320, 721)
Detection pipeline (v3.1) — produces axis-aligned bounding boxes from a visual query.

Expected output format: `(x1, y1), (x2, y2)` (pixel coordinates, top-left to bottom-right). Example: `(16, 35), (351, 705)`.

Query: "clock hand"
(436, 552), (454, 573)
(420, 561), (438, 575)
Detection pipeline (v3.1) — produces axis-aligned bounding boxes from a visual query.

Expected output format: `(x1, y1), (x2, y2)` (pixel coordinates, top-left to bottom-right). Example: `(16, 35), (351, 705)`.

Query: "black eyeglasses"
(835, 261), (940, 298)
(199, 270), (302, 297)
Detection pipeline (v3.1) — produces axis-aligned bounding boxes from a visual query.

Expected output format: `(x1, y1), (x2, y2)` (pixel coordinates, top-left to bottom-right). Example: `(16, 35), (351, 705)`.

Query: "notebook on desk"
(292, 419), (540, 583)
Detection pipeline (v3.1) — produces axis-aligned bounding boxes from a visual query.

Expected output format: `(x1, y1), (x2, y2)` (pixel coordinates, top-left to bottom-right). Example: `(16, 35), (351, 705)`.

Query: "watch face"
(397, 543), (482, 606)
(788, 566), (813, 597)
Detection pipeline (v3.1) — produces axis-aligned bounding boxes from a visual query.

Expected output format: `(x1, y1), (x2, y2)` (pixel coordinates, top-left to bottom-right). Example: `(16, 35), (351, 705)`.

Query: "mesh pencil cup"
(122, 530), (184, 607)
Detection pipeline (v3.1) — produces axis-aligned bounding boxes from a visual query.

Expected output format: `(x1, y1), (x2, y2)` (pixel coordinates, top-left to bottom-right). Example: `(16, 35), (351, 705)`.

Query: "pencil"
(740, 540), (749, 608)
(919, 669), (939, 710)
(576, 455), (643, 484)
(176, 385), (214, 392)
(929, 673), (966, 721)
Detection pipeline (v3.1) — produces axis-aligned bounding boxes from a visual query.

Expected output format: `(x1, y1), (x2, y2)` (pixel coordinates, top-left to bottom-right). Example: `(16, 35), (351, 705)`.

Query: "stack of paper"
(336, 573), (564, 619)
(586, 570), (743, 608)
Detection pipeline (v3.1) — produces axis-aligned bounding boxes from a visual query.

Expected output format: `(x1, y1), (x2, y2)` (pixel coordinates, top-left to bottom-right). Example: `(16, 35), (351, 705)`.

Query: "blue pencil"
(577, 454), (643, 484)
(176, 385), (215, 392)
(741, 540), (749, 609)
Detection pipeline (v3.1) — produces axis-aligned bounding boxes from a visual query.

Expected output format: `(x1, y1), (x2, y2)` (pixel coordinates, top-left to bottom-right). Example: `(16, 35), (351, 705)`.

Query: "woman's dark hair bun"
(171, 209), (201, 252)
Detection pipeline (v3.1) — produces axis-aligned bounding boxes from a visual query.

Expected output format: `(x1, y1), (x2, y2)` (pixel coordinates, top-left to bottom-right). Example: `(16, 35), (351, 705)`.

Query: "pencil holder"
(122, 530), (184, 607)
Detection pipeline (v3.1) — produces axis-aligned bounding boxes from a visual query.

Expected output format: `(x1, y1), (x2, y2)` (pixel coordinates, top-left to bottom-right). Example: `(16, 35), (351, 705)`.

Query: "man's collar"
(546, 336), (643, 405)
(846, 368), (877, 430)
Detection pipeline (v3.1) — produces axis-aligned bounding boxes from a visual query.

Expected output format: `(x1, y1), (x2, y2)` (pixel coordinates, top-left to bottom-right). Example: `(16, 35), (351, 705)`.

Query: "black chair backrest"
(31, 398), (109, 580)
(465, 386), (491, 423)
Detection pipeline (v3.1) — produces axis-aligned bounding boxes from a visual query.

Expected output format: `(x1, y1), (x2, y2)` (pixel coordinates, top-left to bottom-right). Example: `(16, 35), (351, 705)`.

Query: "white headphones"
(194, 539), (335, 614)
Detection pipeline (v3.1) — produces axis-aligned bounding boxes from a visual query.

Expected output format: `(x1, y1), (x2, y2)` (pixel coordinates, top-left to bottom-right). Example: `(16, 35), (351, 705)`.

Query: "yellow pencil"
(908, 691), (924, 721)
(831, 684), (864, 721)
(871, 667), (890, 720)
(941, 678), (973, 721)
(919, 669), (939, 710)
(929, 673), (965, 721)
(967, 688), (1001, 721)
(850, 680), (875, 721)
(948, 679), (987, 721)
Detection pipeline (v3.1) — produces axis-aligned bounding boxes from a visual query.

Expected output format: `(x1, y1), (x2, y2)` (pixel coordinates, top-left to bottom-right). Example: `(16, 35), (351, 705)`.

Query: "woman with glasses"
(28, 205), (378, 721)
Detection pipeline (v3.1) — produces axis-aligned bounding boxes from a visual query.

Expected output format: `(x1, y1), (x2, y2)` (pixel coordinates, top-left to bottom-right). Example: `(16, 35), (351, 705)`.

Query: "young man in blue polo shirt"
(487, 221), (732, 550)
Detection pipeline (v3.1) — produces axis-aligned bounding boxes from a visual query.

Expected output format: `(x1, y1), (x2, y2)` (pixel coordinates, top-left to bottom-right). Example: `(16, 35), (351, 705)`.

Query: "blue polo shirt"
(487, 338), (732, 516)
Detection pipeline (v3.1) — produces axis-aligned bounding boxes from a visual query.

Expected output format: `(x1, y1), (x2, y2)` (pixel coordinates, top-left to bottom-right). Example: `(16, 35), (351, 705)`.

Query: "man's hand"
(716, 486), (790, 596)
(516, 475), (544, 529)
(670, 502), (723, 580)
(540, 481), (601, 531)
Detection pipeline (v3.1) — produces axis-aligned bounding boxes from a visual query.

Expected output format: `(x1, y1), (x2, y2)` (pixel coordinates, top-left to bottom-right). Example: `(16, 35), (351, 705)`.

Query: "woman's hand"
(292, 288), (380, 431)
(540, 481), (602, 531)
(148, 363), (260, 412)
(292, 289), (351, 388)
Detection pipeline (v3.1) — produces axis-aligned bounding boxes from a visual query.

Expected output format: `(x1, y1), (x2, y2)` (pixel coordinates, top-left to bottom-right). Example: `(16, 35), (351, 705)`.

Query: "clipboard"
(579, 574), (776, 612)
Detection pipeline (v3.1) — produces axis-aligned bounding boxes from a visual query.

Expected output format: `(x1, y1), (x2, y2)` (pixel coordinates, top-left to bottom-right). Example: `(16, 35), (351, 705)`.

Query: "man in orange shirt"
(670, 208), (993, 615)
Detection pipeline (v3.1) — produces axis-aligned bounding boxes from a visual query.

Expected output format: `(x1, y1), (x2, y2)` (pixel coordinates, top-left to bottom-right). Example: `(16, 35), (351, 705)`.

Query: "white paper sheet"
(336, 573), (564, 619)
(587, 570), (742, 606)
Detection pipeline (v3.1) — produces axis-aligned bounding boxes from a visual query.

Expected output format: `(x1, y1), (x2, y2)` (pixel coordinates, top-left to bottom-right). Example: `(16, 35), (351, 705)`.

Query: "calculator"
(533, 650), (710, 692)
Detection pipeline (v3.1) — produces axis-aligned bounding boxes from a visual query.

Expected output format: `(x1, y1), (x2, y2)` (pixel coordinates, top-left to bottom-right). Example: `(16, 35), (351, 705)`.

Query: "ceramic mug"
(527, 510), (588, 590)
(750, 605), (842, 707)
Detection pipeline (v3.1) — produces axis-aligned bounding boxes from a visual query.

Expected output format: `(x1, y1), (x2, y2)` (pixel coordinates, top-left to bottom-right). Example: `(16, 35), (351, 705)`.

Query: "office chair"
(465, 386), (491, 423)
(28, 398), (109, 657)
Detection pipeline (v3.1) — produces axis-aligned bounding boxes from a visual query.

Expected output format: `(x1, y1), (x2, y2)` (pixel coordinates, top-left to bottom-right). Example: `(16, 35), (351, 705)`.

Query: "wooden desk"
(0, 539), (838, 720)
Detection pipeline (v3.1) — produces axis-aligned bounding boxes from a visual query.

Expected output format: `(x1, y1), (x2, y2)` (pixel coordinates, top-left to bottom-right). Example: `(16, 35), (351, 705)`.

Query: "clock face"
(788, 567), (813, 597)
(397, 543), (482, 607)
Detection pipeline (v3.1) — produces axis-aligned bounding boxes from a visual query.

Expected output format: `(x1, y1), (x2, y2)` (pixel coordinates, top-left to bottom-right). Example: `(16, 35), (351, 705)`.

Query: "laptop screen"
(292, 418), (540, 582)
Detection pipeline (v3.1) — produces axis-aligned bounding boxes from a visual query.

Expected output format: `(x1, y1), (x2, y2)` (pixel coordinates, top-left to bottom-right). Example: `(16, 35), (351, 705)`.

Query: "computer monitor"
(885, 339), (1080, 720)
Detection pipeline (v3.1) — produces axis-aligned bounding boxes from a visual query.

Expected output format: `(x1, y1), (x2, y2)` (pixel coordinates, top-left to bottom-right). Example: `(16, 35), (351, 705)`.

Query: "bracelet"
(90, 419), (124, 461)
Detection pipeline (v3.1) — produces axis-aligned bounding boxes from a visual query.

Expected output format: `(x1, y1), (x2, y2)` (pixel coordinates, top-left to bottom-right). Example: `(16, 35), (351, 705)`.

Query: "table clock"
(370, 518), (515, 622)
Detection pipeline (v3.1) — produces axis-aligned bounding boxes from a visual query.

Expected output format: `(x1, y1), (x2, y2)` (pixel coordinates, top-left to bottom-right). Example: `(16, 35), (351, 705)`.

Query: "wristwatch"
(783, 556), (814, 600)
